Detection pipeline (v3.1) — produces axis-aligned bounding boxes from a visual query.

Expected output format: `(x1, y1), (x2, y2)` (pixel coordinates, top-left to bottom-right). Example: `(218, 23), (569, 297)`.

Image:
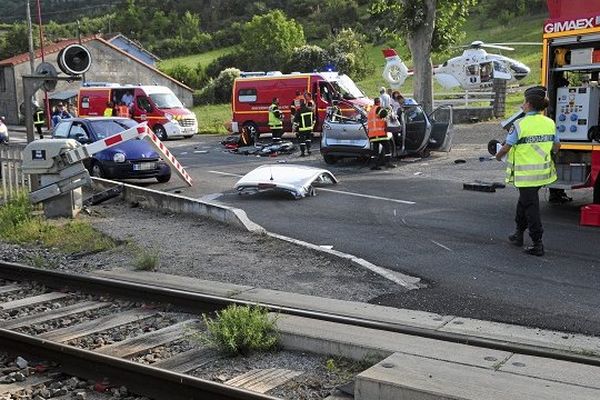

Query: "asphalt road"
(144, 132), (600, 336)
(8, 127), (600, 335)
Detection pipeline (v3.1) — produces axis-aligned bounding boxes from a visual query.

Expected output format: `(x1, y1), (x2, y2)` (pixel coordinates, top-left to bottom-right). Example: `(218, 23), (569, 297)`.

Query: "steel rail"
(1, 260), (599, 369)
(0, 329), (277, 400)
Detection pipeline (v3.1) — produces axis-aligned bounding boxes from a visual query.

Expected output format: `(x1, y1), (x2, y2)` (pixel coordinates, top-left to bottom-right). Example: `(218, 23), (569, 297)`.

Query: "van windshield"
(331, 75), (365, 100)
(149, 93), (183, 109)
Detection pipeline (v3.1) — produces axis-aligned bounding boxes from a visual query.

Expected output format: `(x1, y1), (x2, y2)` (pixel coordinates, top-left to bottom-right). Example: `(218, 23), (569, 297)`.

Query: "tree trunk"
(405, 0), (437, 114)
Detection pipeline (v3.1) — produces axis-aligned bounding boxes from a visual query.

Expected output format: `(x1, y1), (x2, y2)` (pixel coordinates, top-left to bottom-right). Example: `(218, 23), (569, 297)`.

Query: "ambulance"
(230, 71), (371, 137)
(78, 84), (198, 140)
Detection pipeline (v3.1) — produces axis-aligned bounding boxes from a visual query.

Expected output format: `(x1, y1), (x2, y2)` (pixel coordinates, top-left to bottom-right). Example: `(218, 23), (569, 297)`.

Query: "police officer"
(33, 103), (46, 139)
(367, 97), (395, 170)
(294, 99), (313, 157)
(495, 86), (559, 256)
(268, 97), (283, 143)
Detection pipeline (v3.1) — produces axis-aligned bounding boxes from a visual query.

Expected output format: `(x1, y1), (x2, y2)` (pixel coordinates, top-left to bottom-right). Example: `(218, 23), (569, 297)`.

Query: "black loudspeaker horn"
(57, 44), (91, 75)
(35, 62), (58, 92)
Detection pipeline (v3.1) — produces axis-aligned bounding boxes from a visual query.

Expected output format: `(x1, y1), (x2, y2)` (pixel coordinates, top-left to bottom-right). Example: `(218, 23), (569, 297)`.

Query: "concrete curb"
(90, 177), (264, 233)
(90, 177), (420, 289)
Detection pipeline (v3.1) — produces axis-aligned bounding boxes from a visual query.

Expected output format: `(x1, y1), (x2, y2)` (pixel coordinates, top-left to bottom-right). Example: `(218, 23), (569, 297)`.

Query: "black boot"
(508, 231), (524, 247)
(306, 140), (311, 155)
(524, 241), (544, 256)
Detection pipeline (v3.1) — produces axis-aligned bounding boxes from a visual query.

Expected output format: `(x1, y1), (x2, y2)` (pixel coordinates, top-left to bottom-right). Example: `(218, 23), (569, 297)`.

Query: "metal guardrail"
(0, 144), (29, 203)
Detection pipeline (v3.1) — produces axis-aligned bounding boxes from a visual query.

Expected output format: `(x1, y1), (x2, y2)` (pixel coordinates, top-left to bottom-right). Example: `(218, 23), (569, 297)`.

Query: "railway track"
(0, 260), (599, 400)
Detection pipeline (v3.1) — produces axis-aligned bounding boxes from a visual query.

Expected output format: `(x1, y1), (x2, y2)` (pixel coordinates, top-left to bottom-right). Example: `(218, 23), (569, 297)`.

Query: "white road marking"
(319, 188), (416, 205)
(208, 170), (243, 178)
(319, 245), (333, 249)
(431, 240), (453, 252)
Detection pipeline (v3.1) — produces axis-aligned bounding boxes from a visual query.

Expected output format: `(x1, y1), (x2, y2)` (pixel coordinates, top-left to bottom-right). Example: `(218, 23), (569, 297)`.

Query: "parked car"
(320, 100), (453, 164)
(51, 117), (171, 182)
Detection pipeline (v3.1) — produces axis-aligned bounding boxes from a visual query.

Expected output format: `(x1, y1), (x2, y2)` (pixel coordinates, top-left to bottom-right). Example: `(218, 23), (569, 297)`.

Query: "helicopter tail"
(382, 48), (411, 89)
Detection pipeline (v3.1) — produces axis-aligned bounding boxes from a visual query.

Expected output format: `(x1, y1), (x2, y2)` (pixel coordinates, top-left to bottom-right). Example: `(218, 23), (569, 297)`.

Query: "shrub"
(206, 52), (248, 78)
(195, 68), (240, 105)
(196, 304), (279, 356)
(288, 45), (327, 73)
(160, 63), (206, 90)
(133, 248), (160, 271)
(213, 68), (240, 103)
(0, 193), (115, 254)
(0, 192), (32, 236)
(211, 24), (242, 48)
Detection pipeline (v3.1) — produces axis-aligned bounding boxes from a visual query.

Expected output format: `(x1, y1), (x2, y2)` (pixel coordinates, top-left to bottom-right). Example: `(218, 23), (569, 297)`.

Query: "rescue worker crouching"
(495, 86), (559, 257)
(294, 99), (313, 157)
(367, 97), (396, 170)
(268, 97), (283, 143)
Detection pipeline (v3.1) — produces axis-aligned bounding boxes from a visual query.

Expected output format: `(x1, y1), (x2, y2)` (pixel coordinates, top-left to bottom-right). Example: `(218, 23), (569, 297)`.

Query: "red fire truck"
(541, 0), (600, 225)
(78, 84), (198, 140)
(230, 72), (371, 137)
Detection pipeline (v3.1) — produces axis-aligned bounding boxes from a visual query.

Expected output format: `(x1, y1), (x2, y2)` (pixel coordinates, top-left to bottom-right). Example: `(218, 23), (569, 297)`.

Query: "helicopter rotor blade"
(480, 44), (515, 51)
(490, 42), (542, 46)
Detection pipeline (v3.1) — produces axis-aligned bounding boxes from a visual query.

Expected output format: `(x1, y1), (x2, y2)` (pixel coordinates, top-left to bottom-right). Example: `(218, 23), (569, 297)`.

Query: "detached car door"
(427, 105), (454, 152)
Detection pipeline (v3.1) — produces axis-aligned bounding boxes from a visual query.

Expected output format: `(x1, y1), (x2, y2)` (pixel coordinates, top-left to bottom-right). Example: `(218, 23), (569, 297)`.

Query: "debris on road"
(463, 182), (496, 192)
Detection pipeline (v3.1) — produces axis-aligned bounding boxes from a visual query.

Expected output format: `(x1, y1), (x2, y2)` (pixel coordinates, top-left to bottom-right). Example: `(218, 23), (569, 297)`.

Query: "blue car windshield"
(90, 119), (137, 140)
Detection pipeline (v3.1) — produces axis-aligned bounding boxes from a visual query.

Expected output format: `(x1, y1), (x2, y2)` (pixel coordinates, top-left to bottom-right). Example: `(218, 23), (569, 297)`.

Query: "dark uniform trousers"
(371, 139), (392, 167)
(271, 128), (283, 142)
(515, 186), (543, 242)
(299, 130), (312, 154)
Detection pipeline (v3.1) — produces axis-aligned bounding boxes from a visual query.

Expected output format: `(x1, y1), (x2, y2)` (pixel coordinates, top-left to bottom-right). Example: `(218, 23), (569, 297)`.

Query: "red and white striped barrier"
(138, 124), (193, 187)
(65, 122), (193, 187)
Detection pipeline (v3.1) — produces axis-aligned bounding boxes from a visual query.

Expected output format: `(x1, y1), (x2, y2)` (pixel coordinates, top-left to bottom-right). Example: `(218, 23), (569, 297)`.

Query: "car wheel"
(154, 125), (168, 141)
(243, 122), (260, 142)
(183, 135), (193, 139)
(156, 172), (171, 183)
(323, 154), (337, 165)
(91, 162), (105, 178)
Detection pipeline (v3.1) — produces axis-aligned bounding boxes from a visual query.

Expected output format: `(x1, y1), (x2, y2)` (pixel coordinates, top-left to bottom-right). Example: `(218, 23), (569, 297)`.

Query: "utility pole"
(26, 0), (36, 74)
(35, 0), (51, 131)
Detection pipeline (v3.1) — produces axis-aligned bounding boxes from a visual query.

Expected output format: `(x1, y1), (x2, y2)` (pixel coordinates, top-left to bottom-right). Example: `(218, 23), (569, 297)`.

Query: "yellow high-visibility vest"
(506, 113), (557, 187)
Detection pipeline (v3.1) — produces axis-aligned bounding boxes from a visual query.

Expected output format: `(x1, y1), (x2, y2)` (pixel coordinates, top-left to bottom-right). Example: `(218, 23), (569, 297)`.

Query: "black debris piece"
(463, 182), (496, 192)
(83, 186), (123, 206)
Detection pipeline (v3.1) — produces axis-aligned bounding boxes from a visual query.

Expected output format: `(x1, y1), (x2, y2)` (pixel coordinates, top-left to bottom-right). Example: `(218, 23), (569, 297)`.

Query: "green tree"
(327, 28), (371, 80)
(0, 23), (37, 61)
(241, 10), (305, 71)
(371, 0), (476, 113)
(179, 11), (201, 39)
(322, 0), (359, 34)
(112, 0), (143, 40)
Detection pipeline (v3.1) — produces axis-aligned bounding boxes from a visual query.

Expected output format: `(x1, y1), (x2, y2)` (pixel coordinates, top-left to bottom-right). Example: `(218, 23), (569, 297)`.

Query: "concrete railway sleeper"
(0, 261), (599, 399)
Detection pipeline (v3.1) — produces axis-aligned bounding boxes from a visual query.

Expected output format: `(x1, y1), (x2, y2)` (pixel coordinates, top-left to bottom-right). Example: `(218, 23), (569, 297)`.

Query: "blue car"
(52, 117), (171, 183)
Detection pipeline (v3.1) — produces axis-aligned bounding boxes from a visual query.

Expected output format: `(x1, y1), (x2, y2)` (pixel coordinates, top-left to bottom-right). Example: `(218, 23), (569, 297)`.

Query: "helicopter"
(382, 41), (537, 91)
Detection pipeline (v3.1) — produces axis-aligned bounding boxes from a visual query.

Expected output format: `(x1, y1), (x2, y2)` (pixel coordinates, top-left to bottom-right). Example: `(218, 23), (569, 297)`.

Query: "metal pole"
(35, 0), (51, 131)
(77, 20), (86, 83)
(23, 77), (36, 145)
(26, 0), (36, 74)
